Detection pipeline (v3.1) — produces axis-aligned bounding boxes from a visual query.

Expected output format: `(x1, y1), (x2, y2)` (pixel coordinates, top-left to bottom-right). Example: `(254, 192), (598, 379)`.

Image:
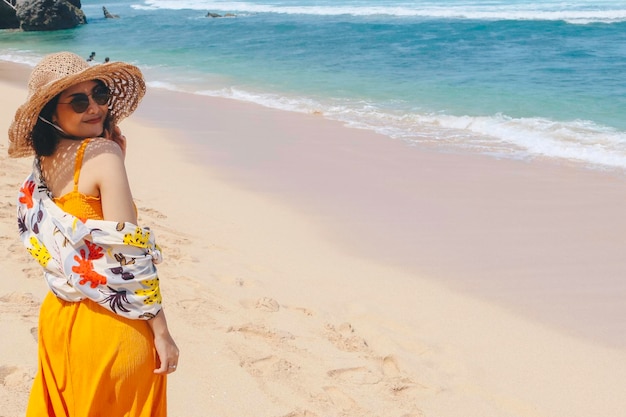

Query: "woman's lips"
(85, 116), (102, 124)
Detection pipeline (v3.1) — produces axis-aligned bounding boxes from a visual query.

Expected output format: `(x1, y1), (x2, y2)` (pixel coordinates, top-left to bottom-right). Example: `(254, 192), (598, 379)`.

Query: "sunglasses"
(57, 86), (111, 113)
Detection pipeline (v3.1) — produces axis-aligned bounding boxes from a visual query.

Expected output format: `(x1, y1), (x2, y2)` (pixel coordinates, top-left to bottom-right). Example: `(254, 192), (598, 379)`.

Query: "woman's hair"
(31, 79), (112, 157)
(31, 96), (60, 157)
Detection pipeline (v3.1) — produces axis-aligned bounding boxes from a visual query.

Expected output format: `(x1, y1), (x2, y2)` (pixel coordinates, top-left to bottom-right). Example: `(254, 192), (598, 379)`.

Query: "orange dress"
(26, 139), (167, 417)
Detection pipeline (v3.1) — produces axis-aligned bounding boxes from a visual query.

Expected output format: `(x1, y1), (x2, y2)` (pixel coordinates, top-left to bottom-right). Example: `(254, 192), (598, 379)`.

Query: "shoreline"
(2, 59), (626, 417)
(137, 85), (626, 349)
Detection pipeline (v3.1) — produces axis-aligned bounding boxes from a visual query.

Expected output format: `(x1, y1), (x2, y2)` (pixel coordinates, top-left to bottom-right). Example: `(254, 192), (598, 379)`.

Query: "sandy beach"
(2, 60), (626, 417)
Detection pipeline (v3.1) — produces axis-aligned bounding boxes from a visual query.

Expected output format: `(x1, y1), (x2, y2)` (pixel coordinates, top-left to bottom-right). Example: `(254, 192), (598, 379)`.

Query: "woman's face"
(53, 80), (109, 139)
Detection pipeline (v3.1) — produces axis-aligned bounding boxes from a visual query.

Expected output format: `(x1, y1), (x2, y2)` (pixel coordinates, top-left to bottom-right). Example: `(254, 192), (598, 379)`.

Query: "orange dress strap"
(71, 138), (92, 192)
(53, 138), (104, 220)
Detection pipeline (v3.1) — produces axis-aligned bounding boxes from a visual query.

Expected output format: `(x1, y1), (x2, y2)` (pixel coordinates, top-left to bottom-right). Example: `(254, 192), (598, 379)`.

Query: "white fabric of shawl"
(16, 171), (163, 320)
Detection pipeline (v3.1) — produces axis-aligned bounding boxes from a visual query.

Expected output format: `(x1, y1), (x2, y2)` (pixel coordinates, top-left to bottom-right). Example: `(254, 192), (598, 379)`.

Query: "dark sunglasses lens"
(67, 89), (110, 113)
(93, 91), (110, 105)
(69, 96), (90, 113)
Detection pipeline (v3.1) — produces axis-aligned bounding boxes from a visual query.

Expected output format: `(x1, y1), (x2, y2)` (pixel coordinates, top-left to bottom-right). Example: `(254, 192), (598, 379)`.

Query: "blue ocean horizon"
(2, 0), (626, 171)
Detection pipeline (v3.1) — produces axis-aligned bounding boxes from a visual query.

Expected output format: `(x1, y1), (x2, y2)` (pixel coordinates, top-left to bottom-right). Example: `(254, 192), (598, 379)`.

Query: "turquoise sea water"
(1, 0), (626, 170)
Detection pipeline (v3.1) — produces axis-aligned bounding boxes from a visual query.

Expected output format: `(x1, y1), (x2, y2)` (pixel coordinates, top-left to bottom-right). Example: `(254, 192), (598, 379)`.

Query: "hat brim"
(8, 61), (146, 158)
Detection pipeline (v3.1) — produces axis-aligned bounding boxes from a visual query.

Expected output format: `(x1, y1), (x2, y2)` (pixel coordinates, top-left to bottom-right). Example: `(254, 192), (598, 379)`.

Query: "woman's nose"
(85, 96), (101, 113)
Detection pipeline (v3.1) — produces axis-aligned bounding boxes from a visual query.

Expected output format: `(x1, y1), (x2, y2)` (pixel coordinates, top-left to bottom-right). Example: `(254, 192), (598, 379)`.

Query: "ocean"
(1, 0), (626, 171)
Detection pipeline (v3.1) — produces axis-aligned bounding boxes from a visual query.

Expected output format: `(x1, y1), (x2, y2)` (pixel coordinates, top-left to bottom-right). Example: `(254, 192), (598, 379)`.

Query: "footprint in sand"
(239, 296), (280, 312)
(381, 355), (401, 377)
(324, 322), (369, 352)
(321, 386), (359, 411)
(21, 266), (41, 280)
(0, 201), (15, 219)
(327, 366), (382, 385)
(325, 360), (421, 416)
(0, 365), (32, 392)
(240, 354), (298, 378)
(282, 304), (314, 317)
(30, 327), (38, 342)
(6, 241), (33, 265)
(0, 292), (40, 317)
(175, 298), (220, 327)
(281, 410), (320, 417)
(227, 323), (294, 345)
(378, 355), (423, 396)
(255, 297), (280, 312)
(0, 235), (13, 245)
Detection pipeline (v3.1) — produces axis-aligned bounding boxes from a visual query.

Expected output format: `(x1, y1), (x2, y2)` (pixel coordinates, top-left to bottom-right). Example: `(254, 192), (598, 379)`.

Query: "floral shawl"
(16, 164), (163, 320)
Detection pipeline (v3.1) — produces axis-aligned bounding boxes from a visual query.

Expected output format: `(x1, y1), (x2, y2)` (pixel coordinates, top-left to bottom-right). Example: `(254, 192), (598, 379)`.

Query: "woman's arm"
(83, 137), (137, 223)
(148, 310), (180, 374)
(85, 134), (179, 372)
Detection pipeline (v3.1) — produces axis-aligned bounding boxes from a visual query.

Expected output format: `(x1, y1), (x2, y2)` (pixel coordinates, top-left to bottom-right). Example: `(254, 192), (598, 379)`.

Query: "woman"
(8, 51), (179, 416)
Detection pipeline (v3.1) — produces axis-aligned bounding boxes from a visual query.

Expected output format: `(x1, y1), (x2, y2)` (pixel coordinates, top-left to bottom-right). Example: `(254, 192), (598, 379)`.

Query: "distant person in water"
(104, 57), (110, 63)
(86, 51), (96, 62)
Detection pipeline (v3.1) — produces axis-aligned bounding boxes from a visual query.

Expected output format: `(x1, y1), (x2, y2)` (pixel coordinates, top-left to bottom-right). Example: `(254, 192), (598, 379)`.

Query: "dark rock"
(206, 11), (236, 18)
(0, 0), (20, 29)
(102, 6), (118, 18)
(17, 0), (86, 31)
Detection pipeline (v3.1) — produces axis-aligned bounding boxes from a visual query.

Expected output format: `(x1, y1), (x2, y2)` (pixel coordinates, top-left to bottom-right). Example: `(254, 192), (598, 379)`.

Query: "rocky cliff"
(0, 0), (86, 31)
(0, 1), (19, 29)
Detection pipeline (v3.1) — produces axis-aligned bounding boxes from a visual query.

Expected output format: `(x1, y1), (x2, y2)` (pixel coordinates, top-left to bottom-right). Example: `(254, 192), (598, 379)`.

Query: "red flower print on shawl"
(72, 240), (107, 288)
(19, 180), (35, 209)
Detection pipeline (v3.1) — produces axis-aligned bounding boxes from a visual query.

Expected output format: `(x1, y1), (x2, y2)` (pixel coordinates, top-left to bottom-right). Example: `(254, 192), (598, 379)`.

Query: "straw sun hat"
(8, 51), (146, 158)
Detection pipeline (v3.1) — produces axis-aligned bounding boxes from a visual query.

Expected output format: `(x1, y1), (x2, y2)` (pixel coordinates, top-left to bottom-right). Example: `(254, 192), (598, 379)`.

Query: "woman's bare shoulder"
(84, 137), (124, 160)
(81, 137), (127, 185)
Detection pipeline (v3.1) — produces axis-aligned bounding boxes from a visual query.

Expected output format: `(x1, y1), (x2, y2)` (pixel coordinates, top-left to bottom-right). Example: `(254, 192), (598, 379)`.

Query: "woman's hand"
(148, 311), (180, 374)
(105, 124), (127, 158)
(153, 331), (180, 375)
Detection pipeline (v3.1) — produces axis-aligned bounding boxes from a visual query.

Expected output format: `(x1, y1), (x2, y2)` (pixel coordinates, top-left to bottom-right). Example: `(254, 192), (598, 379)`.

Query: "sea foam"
(139, 0), (626, 24)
